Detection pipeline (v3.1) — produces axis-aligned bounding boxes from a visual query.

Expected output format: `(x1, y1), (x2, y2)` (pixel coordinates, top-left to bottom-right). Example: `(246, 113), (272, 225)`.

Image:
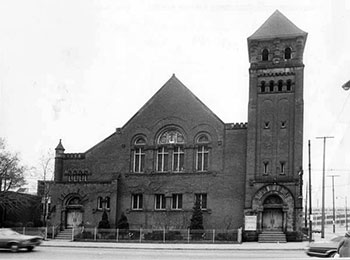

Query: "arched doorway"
(262, 195), (283, 231)
(66, 196), (83, 228)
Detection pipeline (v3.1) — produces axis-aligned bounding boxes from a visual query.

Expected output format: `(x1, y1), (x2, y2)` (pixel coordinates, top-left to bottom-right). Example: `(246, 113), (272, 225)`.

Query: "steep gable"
(122, 74), (224, 131)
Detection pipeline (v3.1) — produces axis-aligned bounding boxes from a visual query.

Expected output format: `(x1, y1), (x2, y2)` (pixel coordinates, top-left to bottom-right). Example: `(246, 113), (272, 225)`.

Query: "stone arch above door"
(251, 184), (295, 232)
(252, 184), (294, 209)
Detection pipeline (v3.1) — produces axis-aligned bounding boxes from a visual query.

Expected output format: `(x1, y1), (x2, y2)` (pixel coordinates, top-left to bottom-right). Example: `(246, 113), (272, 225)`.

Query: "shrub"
(98, 211), (110, 229)
(215, 232), (237, 241)
(117, 213), (129, 230)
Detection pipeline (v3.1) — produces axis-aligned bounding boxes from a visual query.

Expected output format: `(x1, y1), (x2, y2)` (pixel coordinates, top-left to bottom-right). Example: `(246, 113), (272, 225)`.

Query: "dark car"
(0, 228), (42, 252)
(305, 236), (343, 257)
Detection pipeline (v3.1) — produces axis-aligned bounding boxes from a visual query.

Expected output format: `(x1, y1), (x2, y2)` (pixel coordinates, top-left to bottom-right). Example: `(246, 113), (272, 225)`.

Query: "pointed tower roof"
(55, 139), (65, 151)
(248, 10), (307, 41)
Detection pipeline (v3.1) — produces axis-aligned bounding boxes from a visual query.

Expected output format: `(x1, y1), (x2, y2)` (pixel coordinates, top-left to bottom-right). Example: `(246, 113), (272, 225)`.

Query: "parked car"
(305, 235), (343, 257)
(0, 228), (42, 252)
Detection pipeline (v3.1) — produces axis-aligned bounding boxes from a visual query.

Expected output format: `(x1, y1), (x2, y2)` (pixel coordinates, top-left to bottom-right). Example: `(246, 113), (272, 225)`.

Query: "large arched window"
(133, 136), (146, 173)
(196, 133), (210, 172)
(156, 129), (185, 172)
(262, 48), (269, 61)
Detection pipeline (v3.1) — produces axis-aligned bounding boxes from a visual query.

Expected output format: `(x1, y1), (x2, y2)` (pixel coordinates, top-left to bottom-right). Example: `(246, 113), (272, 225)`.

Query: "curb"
(41, 241), (307, 251)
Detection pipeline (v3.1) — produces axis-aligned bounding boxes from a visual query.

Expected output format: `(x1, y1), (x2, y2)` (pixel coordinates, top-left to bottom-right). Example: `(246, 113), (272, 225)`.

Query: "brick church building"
(48, 10), (307, 241)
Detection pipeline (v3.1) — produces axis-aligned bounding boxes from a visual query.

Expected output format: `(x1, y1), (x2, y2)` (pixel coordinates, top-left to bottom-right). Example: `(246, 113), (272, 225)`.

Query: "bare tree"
(0, 138), (28, 225)
(37, 150), (54, 226)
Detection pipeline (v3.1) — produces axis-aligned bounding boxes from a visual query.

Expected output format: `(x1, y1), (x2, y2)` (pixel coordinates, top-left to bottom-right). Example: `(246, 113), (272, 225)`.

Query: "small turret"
(55, 139), (65, 155)
(54, 139), (65, 182)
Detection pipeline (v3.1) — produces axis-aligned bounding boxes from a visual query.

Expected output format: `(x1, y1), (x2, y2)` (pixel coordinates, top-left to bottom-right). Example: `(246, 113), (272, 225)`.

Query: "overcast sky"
(0, 0), (349, 208)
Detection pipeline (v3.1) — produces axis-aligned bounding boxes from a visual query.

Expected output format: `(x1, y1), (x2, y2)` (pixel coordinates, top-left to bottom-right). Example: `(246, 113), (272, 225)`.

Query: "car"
(305, 235), (343, 258)
(0, 228), (42, 252)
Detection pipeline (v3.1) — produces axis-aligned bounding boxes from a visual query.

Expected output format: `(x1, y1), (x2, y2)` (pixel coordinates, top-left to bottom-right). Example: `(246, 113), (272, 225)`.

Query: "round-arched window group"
(259, 79), (293, 93)
(66, 169), (89, 182)
(261, 47), (292, 61)
(132, 129), (211, 173)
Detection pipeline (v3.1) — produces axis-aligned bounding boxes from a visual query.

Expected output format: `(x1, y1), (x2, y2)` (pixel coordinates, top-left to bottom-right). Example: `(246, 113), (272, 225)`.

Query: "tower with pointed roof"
(245, 10), (307, 236)
(54, 139), (65, 182)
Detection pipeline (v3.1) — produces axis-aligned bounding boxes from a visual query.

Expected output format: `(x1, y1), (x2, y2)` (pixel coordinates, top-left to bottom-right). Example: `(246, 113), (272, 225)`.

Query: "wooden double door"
(262, 208), (283, 231)
(66, 210), (83, 228)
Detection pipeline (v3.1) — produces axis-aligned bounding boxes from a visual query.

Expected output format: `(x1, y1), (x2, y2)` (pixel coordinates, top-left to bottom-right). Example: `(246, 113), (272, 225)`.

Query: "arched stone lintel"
(252, 184), (295, 209)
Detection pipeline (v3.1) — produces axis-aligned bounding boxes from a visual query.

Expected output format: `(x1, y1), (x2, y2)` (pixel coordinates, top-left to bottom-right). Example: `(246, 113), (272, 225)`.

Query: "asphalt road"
(0, 246), (310, 259)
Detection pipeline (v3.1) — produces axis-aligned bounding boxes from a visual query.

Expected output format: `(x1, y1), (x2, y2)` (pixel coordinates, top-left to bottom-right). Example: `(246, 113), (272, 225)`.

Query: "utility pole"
(316, 136), (334, 238)
(308, 140), (313, 242)
(305, 182), (308, 229)
(346, 196), (348, 231)
(328, 174), (339, 233)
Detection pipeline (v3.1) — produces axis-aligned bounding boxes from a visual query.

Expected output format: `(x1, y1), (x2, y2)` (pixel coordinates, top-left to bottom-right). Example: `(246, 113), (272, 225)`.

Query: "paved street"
(0, 246), (308, 260)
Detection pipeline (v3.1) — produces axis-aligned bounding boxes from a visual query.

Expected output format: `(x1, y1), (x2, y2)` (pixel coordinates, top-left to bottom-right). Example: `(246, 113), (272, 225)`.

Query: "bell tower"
(245, 10), (307, 234)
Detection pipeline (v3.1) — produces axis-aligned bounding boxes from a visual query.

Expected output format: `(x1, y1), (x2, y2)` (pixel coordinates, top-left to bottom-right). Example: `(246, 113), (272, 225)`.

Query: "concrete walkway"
(42, 240), (309, 251)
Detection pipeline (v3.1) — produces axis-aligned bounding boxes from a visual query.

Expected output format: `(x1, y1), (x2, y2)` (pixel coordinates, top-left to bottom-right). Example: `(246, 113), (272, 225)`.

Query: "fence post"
(23, 227), (25, 235)
(237, 227), (242, 244)
(163, 228), (166, 243)
(72, 228), (74, 241)
(139, 228), (142, 243)
(52, 226), (55, 239)
(116, 228), (119, 242)
(94, 227), (97, 241)
(187, 228), (190, 243)
(213, 229), (215, 243)
(45, 227), (48, 240)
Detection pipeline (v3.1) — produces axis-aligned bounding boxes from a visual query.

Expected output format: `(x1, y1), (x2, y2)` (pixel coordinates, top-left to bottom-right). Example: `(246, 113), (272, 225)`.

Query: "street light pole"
(316, 136), (334, 238)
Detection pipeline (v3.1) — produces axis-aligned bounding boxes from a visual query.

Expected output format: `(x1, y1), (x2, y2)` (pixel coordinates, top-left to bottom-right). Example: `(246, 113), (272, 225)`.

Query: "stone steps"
(55, 228), (73, 240)
(258, 231), (286, 243)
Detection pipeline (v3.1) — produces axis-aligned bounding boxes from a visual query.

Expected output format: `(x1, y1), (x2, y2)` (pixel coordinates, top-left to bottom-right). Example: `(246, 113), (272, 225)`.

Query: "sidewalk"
(41, 239), (309, 251)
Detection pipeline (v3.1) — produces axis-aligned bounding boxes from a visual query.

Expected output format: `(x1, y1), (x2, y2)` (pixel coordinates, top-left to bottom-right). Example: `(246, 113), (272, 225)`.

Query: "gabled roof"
(248, 10), (307, 41)
(122, 74), (224, 129)
(84, 74), (224, 154)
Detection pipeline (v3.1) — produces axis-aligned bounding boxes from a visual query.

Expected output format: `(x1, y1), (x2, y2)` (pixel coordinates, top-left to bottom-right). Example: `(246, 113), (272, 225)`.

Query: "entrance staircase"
(55, 228), (73, 240)
(258, 231), (286, 243)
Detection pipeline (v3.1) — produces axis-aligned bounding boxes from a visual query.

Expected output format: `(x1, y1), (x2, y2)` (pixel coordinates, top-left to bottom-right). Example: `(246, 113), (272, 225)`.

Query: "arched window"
(97, 197), (103, 210)
(260, 81), (266, 93)
(133, 136), (146, 173)
(262, 49), (269, 61)
(263, 161), (269, 175)
(284, 47), (291, 60)
(286, 80), (292, 91)
(278, 80), (283, 92)
(269, 81), (274, 92)
(156, 129), (185, 172)
(73, 170), (78, 182)
(105, 197), (110, 210)
(196, 134), (210, 172)
(68, 196), (81, 206)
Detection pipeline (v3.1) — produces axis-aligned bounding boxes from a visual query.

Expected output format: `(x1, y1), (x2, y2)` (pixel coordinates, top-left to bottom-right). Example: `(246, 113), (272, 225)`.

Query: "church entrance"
(67, 210), (83, 228)
(262, 194), (284, 231)
(262, 208), (283, 231)
(65, 196), (83, 228)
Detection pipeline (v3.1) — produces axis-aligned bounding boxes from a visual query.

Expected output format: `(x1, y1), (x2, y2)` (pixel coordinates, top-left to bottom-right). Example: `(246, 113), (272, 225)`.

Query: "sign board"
(245, 215), (257, 231)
